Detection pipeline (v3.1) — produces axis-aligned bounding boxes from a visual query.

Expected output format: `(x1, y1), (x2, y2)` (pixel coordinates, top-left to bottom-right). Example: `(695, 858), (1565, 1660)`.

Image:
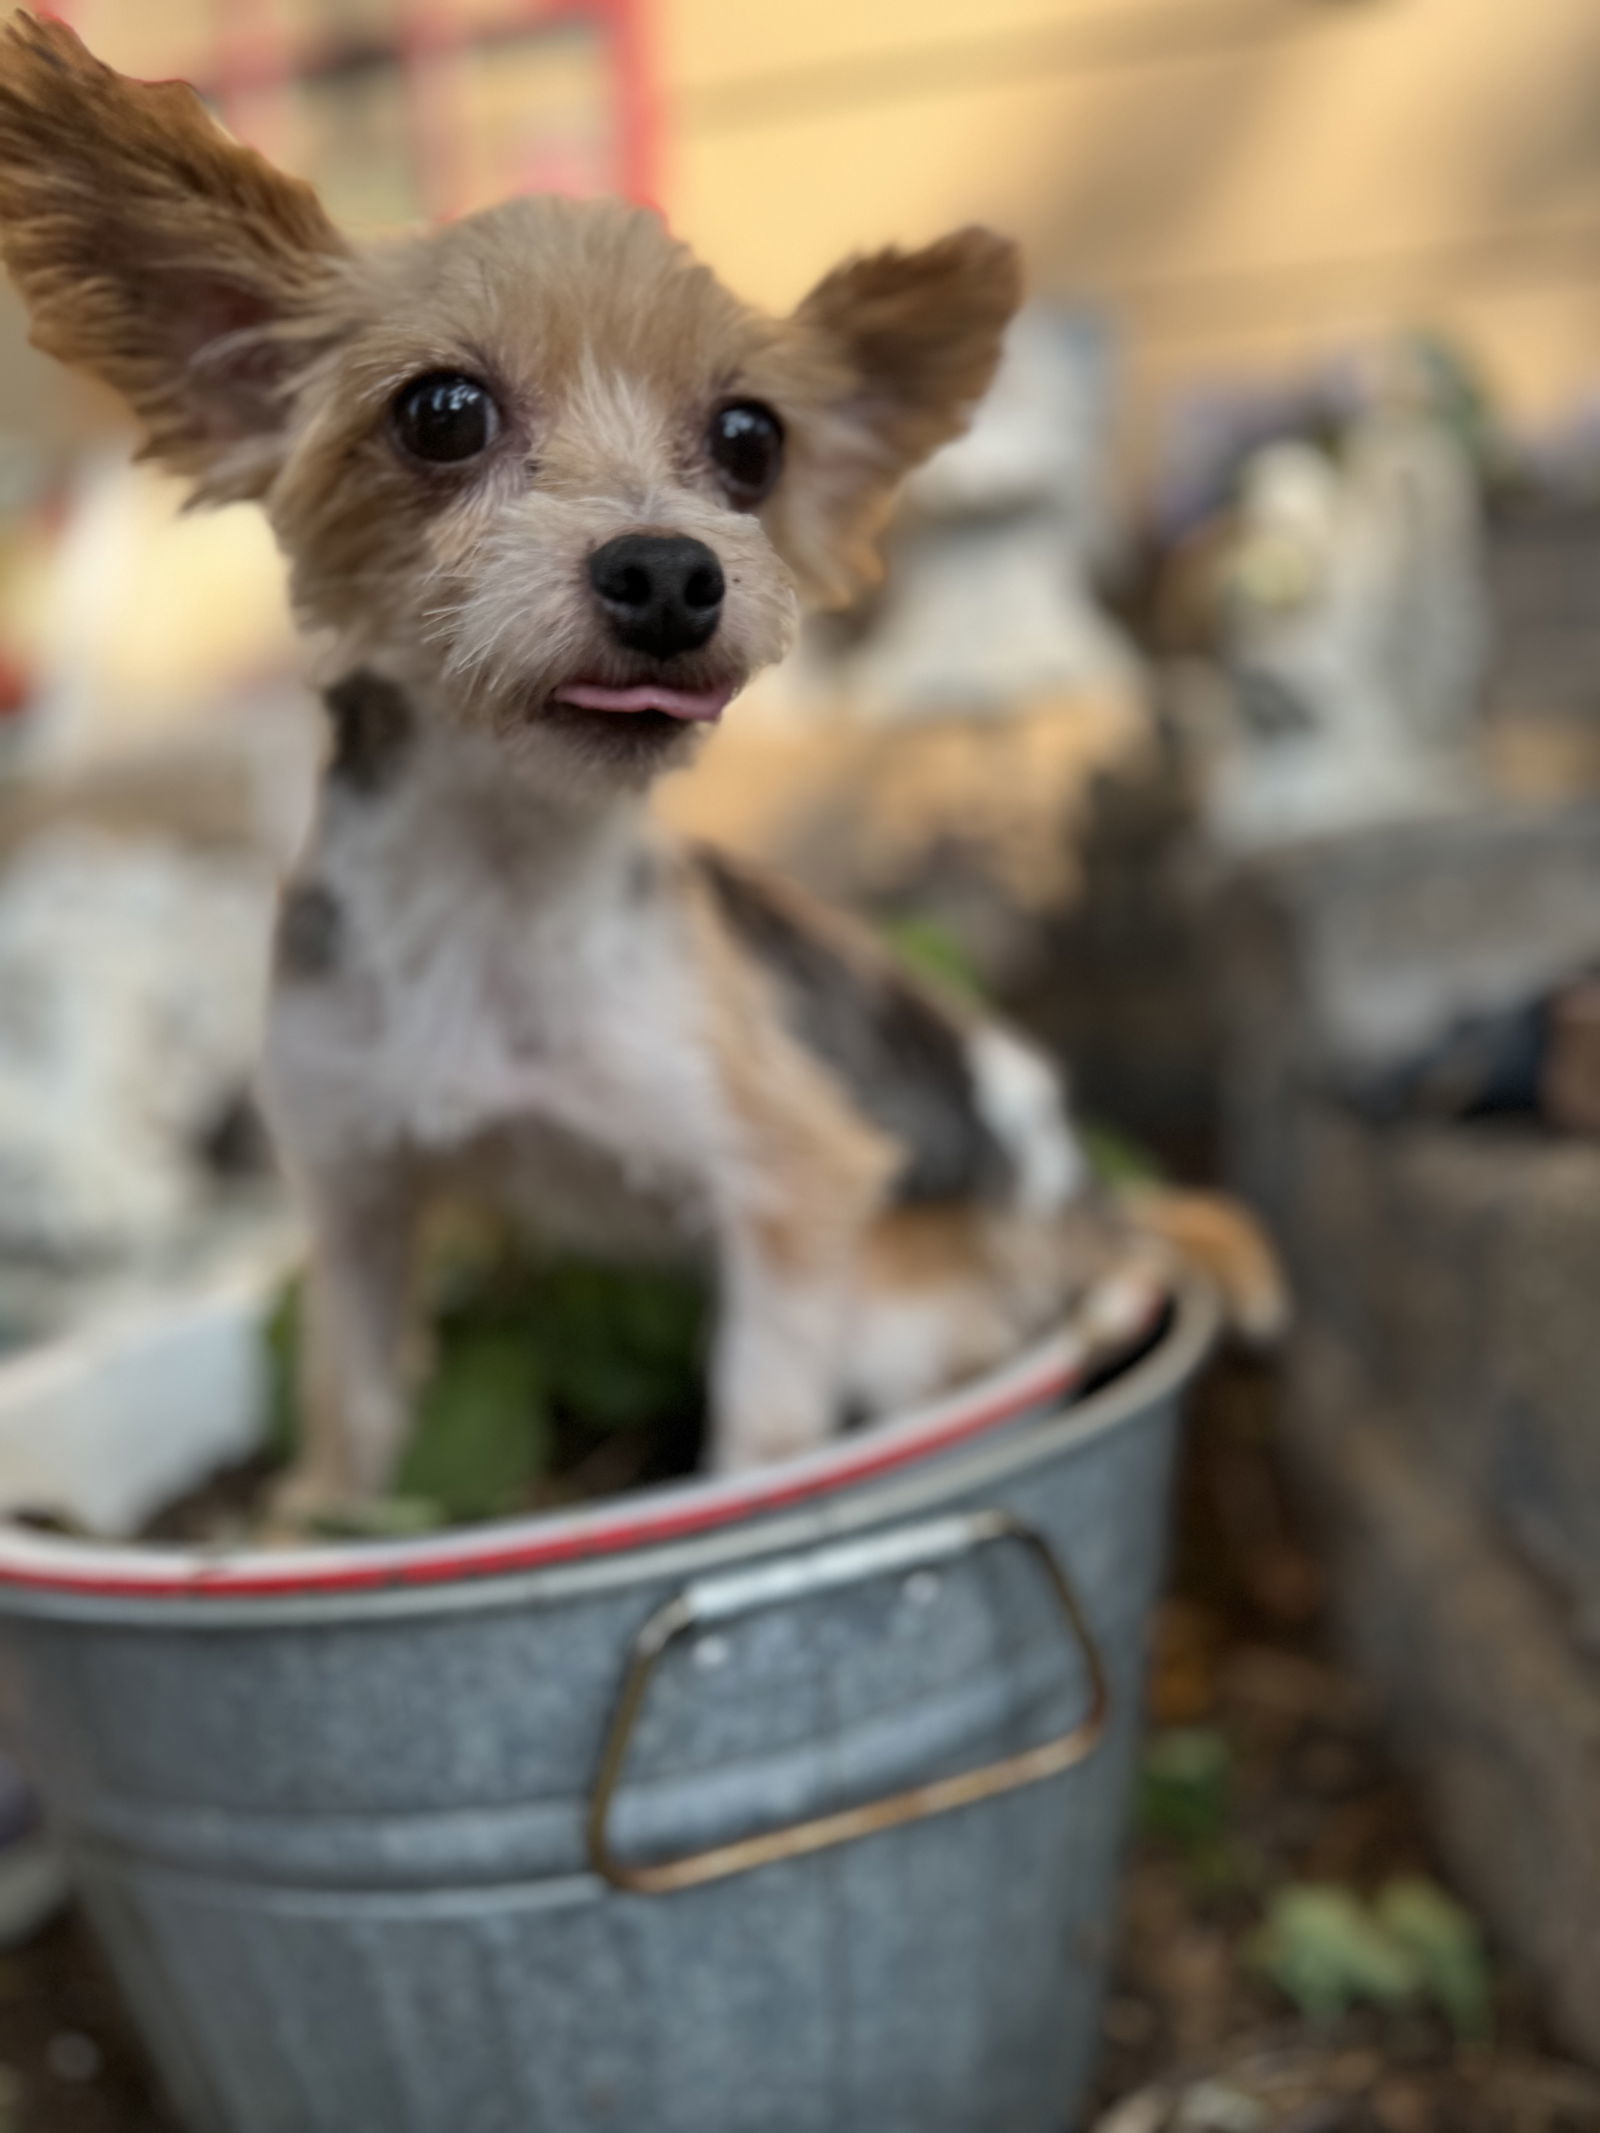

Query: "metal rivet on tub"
(693, 1634), (731, 1671)
(904, 1572), (942, 1608)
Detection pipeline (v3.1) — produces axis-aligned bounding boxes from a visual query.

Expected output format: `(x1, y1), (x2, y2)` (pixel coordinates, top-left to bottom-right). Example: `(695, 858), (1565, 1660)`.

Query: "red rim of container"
(0, 1279), (1170, 1604)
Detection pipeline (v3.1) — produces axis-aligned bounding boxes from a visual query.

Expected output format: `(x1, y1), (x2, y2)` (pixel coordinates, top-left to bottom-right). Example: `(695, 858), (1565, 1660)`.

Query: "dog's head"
(0, 17), (1021, 792)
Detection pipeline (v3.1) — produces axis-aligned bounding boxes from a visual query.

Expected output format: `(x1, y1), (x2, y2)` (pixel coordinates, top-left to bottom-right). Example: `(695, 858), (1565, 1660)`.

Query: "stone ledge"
(1215, 800), (1600, 1084)
(1290, 1332), (1600, 2066)
(1278, 1109), (1600, 1639)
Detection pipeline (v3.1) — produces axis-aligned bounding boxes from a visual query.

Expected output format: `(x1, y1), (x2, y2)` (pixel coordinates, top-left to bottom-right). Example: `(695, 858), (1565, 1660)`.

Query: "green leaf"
(534, 1260), (707, 1430)
(398, 1322), (549, 1522)
(310, 1496), (449, 1541)
(1081, 1121), (1164, 1188)
(1139, 1728), (1232, 1850)
(1377, 1876), (1493, 2041)
(1250, 1885), (1421, 2025)
(875, 914), (985, 1003)
(262, 1246), (711, 1526)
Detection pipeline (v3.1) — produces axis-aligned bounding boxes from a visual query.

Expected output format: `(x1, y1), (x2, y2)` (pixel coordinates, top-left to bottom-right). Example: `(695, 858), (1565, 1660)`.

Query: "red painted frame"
(51, 0), (660, 211)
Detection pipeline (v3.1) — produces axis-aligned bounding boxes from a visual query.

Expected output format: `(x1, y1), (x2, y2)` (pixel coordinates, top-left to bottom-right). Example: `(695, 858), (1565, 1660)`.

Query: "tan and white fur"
(0, 17), (1283, 1511)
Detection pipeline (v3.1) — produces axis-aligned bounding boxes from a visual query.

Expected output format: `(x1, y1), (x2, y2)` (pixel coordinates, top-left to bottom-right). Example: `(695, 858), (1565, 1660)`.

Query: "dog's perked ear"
(0, 14), (348, 502)
(765, 226), (1023, 606)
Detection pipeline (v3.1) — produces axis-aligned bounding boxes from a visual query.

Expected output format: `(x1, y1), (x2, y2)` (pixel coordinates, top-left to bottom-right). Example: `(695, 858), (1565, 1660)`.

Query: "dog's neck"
(314, 667), (658, 911)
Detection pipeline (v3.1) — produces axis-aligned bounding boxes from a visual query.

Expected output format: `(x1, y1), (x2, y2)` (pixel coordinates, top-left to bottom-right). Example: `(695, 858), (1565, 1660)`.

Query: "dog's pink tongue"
(554, 681), (735, 723)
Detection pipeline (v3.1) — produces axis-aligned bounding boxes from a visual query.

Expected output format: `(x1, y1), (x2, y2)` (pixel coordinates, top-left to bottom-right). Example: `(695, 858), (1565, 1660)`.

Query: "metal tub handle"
(586, 1507), (1111, 1895)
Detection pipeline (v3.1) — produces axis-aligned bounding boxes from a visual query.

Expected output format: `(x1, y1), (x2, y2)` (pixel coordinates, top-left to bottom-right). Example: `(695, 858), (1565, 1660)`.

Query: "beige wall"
(659, 0), (1600, 455)
(2, 1), (1598, 462)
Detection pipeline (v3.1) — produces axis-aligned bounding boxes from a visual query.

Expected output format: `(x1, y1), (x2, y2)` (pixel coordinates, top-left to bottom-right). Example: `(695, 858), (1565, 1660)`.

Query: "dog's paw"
(256, 1464), (350, 1547)
(708, 1417), (835, 1478)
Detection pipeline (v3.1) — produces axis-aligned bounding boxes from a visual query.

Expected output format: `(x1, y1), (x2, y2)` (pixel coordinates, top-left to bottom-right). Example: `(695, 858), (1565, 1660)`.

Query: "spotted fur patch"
(323, 670), (413, 795)
(698, 848), (1010, 1205)
(274, 880), (342, 979)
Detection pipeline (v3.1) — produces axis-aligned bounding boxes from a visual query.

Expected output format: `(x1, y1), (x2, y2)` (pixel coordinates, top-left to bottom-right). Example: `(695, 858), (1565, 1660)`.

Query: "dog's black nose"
(588, 534), (725, 659)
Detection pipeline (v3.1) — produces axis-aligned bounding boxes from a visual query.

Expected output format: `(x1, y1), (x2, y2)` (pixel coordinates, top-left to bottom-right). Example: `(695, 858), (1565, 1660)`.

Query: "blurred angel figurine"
(1181, 338), (1491, 849)
(782, 306), (1142, 725)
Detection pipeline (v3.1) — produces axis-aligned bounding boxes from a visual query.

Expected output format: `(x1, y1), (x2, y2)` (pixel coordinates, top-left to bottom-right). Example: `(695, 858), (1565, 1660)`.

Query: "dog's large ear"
(767, 227), (1022, 606)
(0, 14), (349, 501)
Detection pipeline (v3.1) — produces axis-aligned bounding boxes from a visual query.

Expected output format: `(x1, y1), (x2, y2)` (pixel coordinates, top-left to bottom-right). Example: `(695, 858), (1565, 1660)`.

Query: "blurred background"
(2, 2), (1600, 2130)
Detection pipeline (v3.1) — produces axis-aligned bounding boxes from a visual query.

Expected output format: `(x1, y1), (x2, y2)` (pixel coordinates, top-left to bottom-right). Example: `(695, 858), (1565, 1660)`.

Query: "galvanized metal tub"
(0, 1278), (1214, 2133)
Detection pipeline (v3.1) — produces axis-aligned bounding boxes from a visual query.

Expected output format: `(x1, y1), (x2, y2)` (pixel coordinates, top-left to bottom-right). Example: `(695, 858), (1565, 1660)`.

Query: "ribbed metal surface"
(1, 1308), (1203, 2133)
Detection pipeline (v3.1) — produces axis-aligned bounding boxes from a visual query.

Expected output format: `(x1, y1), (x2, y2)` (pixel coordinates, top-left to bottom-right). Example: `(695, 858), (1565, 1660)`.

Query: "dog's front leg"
(709, 1214), (859, 1475)
(276, 1162), (421, 1516)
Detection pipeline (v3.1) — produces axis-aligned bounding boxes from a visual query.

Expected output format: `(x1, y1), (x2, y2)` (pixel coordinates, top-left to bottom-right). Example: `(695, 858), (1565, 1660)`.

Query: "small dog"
(0, 18), (1282, 1509)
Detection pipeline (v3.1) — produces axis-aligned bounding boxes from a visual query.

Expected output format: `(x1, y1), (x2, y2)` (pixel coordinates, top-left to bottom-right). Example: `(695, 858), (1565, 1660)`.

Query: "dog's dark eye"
(392, 373), (499, 464)
(708, 401), (784, 507)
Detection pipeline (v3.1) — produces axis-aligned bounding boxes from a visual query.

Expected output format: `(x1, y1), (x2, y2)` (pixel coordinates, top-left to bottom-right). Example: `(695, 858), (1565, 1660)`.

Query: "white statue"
(1185, 342), (1490, 849)
(0, 828), (274, 1264)
(776, 306), (1141, 724)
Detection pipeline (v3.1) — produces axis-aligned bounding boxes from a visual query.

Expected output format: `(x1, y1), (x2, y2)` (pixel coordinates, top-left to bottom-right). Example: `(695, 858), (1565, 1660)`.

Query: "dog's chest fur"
(261, 710), (729, 1252)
